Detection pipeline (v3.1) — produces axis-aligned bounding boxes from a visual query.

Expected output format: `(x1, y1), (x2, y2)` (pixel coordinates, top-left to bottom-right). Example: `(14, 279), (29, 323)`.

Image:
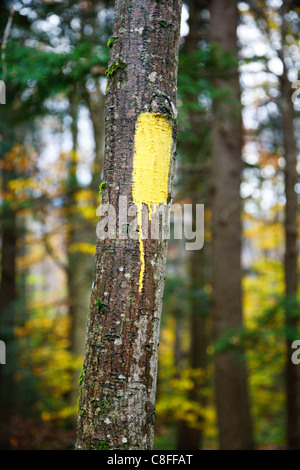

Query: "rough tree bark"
(76, 0), (182, 450)
(209, 0), (254, 450)
(279, 15), (300, 450)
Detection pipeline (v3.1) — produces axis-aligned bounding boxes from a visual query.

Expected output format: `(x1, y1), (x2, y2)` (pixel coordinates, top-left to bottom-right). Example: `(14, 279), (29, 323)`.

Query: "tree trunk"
(279, 24), (300, 450)
(68, 84), (105, 410)
(68, 250), (94, 409)
(209, 0), (254, 450)
(177, 246), (208, 450)
(176, 0), (209, 450)
(0, 172), (17, 449)
(76, 0), (182, 450)
(67, 92), (85, 408)
(86, 82), (105, 192)
(67, 91), (102, 410)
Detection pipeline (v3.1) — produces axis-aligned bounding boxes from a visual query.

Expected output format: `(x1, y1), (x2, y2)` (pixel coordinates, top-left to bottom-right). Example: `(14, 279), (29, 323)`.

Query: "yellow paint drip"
(136, 204), (145, 292)
(132, 112), (172, 292)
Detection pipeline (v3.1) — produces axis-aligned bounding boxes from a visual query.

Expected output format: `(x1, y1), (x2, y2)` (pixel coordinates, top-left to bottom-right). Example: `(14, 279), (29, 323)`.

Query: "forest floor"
(6, 415), (282, 450)
(8, 414), (76, 450)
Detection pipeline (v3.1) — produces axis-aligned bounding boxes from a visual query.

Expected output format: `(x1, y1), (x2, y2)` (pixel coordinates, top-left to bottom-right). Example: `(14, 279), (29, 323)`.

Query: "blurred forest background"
(0, 0), (299, 450)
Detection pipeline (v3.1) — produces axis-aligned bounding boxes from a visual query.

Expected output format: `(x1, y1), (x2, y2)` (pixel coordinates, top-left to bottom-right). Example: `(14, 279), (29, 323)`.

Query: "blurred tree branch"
(1, 6), (15, 80)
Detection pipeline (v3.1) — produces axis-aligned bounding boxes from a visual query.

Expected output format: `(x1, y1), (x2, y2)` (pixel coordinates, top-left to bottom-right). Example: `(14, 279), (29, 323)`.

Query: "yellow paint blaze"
(132, 112), (172, 292)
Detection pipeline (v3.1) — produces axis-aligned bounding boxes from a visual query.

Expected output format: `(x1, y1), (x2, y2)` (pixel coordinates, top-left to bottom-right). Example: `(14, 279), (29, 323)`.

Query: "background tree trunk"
(176, 0), (210, 449)
(0, 202), (17, 449)
(76, 0), (182, 450)
(279, 17), (300, 450)
(209, 0), (254, 450)
(0, 124), (18, 449)
(86, 83), (105, 192)
(177, 246), (208, 450)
